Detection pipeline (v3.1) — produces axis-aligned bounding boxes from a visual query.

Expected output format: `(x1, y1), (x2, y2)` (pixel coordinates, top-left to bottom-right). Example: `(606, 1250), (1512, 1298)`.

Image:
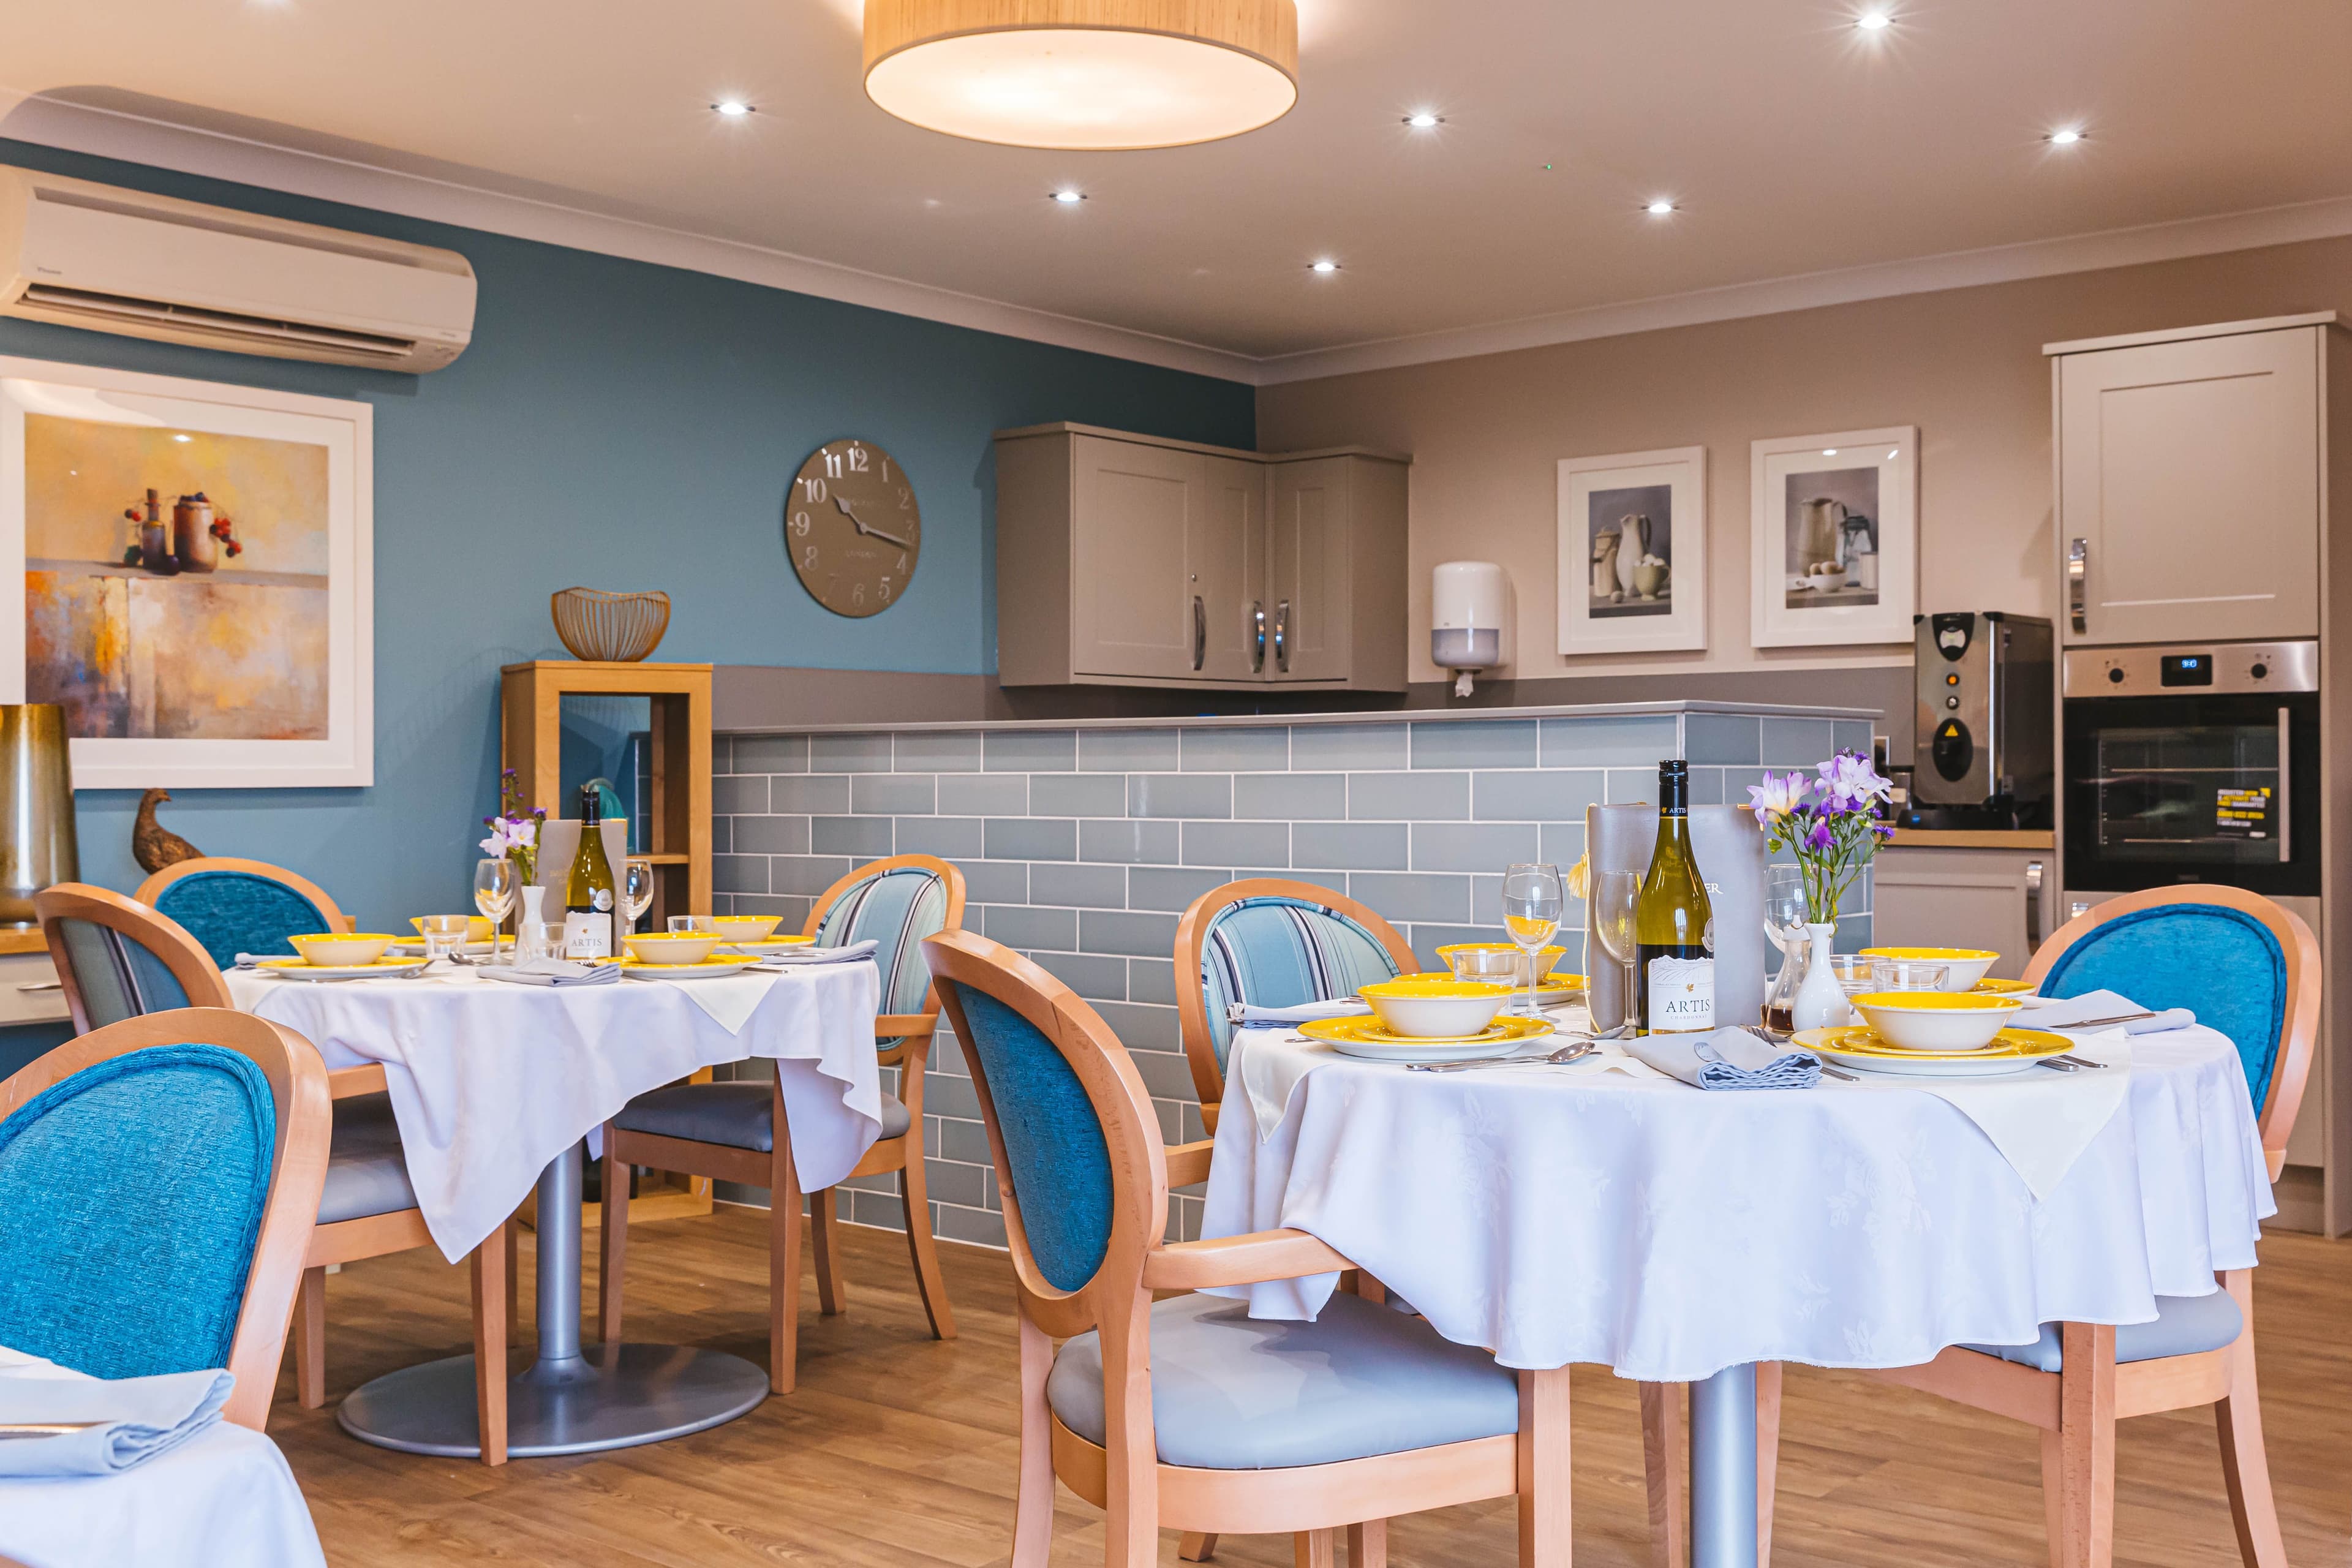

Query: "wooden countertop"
(1885, 828), (2054, 850)
(0, 928), (47, 956)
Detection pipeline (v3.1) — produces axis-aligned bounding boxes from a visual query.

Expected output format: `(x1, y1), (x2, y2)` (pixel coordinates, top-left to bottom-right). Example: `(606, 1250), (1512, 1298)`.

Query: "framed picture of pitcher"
(1749, 426), (1916, 649)
(1556, 445), (1708, 656)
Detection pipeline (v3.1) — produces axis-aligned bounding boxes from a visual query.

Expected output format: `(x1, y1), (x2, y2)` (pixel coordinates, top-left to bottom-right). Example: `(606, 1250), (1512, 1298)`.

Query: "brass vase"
(0, 705), (78, 927)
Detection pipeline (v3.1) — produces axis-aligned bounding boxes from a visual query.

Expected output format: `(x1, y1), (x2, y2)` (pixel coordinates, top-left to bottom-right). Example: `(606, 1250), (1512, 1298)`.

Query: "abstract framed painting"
(1749, 425), (1917, 649)
(0, 356), (372, 787)
(1556, 445), (1708, 655)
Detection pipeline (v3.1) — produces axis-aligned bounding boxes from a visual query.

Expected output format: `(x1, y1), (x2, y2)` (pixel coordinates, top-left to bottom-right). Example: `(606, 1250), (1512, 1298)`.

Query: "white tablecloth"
(1202, 1023), (2273, 1382)
(225, 962), (884, 1261)
(0, 1355), (323, 1568)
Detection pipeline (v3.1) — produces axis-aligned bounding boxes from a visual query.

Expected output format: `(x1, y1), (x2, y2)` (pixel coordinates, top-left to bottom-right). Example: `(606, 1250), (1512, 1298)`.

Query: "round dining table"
(1199, 1014), (2273, 1568)
(225, 957), (883, 1459)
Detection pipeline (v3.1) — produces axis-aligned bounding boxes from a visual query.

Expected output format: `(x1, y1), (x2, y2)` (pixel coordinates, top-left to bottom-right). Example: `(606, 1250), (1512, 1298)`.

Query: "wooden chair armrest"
(328, 1064), (387, 1099)
(876, 1013), (938, 1067)
(1164, 1138), (1215, 1188)
(1141, 1229), (1352, 1291)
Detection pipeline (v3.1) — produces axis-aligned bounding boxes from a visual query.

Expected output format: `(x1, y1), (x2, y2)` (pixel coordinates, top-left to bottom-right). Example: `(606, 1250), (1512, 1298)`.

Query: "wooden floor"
(271, 1208), (2352, 1567)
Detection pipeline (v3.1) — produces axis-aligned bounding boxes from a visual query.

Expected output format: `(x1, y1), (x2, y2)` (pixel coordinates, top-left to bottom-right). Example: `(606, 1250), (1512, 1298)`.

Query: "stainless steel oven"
(2062, 640), (2318, 898)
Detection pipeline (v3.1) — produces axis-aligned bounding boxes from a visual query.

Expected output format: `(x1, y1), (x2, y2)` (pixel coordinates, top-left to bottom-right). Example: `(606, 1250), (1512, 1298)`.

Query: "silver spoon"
(1410, 1039), (1599, 1074)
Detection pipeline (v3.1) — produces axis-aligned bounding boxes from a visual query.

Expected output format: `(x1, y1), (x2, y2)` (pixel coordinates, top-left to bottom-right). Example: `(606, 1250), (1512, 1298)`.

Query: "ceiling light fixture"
(863, 0), (1298, 150)
(712, 100), (754, 117)
(1822, 448), (1838, 457)
(1646, 198), (1677, 216)
(1310, 260), (1340, 274)
(173, 434), (192, 443)
(1404, 112), (1442, 129)
(1051, 189), (1086, 203)
(1855, 11), (1892, 30)
(2046, 127), (2085, 145)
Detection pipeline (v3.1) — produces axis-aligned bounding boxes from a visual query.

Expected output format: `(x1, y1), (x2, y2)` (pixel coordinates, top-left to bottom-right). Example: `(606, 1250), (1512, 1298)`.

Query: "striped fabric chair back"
(809, 855), (968, 1020)
(37, 884), (235, 1034)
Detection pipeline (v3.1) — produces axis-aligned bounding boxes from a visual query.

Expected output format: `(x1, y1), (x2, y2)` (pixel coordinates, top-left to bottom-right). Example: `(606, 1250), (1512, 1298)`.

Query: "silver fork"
(1410, 1040), (1599, 1074)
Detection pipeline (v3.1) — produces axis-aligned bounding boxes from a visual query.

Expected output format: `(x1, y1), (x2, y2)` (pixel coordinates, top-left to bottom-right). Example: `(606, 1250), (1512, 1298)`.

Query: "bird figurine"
(133, 788), (203, 875)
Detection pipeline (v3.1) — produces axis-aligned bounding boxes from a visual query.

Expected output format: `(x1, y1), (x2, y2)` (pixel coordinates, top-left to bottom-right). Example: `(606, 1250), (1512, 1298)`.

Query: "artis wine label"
(1645, 955), (1716, 1032)
(562, 910), (612, 959)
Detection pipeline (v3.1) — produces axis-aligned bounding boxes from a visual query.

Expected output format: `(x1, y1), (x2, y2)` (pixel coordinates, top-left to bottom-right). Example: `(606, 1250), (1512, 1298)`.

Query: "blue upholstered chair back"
(1200, 896), (1405, 1071)
(0, 1043), (277, 1378)
(56, 918), (197, 1030)
(816, 865), (955, 1017)
(940, 980), (1117, 1295)
(2040, 902), (2289, 1112)
(153, 870), (333, 971)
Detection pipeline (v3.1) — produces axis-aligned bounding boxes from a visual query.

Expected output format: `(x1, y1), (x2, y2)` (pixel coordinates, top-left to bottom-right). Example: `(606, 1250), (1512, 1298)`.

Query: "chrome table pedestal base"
(337, 1141), (767, 1458)
(1689, 1362), (1760, 1568)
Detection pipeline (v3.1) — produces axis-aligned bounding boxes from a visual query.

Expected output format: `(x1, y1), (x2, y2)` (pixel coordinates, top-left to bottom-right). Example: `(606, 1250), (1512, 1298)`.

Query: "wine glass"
(473, 858), (515, 965)
(1499, 863), (1565, 1019)
(620, 859), (656, 935)
(1590, 870), (1640, 1037)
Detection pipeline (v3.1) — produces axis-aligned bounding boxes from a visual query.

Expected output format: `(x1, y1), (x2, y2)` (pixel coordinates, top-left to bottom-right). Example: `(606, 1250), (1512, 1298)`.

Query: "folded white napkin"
(0, 1352), (232, 1476)
(1233, 998), (1374, 1029)
(2019, 988), (2195, 1033)
(475, 956), (622, 987)
(1623, 1027), (1823, 1090)
(757, 939), (879, 967)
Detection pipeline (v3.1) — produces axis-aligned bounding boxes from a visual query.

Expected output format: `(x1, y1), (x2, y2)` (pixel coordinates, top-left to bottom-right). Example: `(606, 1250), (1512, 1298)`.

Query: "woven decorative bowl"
(551, 588), (670, 663)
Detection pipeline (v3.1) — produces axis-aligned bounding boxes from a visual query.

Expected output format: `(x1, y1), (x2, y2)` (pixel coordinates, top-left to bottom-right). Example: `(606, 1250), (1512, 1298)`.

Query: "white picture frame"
(1557, 445), (1708, 655)
(1749, 425), (1916, 649)
(0, 356), (373, 788)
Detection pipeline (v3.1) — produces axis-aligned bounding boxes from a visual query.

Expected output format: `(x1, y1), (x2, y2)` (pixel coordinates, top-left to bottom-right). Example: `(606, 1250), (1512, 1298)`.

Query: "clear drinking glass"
(1447, 946), (1523, 987)
(1869, 957), (1951, 992)
(518, 921), (566, 963)
(1590, 870), (1641, 1036)
(668, 914), (715, 934)
(1499, 863), (1565, 1019)
(620, 859), (656, 934)
(1827, 954), (1877, 1006)
(473, 858), (515, 965)
(418, 914), (472, 962)
(1760, 865), (1807, 1030)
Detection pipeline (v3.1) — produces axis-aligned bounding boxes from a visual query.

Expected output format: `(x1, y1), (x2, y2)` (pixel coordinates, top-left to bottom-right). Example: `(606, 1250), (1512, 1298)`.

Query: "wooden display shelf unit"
(500, 659), (717, 1226)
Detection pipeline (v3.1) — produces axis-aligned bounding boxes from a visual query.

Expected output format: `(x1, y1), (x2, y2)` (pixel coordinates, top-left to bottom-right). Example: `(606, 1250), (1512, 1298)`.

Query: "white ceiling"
(8, 0), (2352, 383)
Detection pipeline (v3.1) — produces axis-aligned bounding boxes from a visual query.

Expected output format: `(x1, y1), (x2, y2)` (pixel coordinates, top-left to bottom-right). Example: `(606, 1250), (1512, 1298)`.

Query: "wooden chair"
(1850, 884), (2319, 1568)
(1174, 880), (1417, 1135)
(0, 1006), (330, 1432)
(599, 853), (966, 1392)
(924, 926), (1573, 1568)
(35, 884), (516, 1461)
(135, 856), (357, 971)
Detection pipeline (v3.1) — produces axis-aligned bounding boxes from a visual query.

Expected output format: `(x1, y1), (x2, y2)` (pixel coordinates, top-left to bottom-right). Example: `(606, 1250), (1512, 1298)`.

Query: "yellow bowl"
(1850, 990), (2025, 1051)
(711, 914), (783, 943)
(1357, 977), (1512, 1039)
(1860, 946), (1999, 991)
(289, 932), (396, 967)
(623, 932), (724, 966)
(412, 914), (494, 943)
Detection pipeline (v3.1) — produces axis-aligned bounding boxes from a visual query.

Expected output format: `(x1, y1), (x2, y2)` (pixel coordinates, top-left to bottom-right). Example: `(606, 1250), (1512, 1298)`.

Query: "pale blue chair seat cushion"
(1049, 1291), (1520, 1469)
(1962, 1291), (2244, 1373)
(815, 867), (951, 1019)
(319, 1093), (417, 1226)
(0, 1042), (276, 1379)
(614, 1080), (911, 1150)
(151, 870), (335, 972)
(2039, 903), (2288, 1112)
(1200, 897), (1403, 1071)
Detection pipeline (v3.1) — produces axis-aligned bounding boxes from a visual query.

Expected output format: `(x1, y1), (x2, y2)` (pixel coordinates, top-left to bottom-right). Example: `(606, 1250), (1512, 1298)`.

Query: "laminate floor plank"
(272, 1210), (2352, 1567)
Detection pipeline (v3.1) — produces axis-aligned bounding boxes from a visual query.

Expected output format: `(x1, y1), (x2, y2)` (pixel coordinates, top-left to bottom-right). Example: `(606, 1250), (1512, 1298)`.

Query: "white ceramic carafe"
(1789, 922), (1852, 1032)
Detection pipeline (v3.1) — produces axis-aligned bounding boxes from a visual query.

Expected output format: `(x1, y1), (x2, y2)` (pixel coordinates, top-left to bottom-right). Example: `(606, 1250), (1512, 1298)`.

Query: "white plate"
(258, 959), (431, 982)
(1806, 1039), (2050, 1079)
(1330, 1035), (1541, 1064)
(621, 959), (759, 981)
(386, 940), (496, 956)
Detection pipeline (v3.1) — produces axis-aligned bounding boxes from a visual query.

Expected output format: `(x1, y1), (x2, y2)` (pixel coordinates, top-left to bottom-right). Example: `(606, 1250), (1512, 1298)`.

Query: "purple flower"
(1745, 771), (1809, 824)
(1802, 819), (1836, 852)
(1817, 750), (1893, 812)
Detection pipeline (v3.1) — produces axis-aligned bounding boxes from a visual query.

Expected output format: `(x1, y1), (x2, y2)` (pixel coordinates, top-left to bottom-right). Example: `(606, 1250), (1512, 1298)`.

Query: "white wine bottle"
(1634, 759), (1715, 1034)
(562, 784), (617, 959)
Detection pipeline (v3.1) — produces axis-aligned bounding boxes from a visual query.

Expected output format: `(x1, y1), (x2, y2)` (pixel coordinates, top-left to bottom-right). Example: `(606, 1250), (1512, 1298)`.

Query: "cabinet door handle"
(2067, 538), (2088, 634)
(1273, 599), (1290, 673)
(1251, 601), (1266, 672)
(2024, 859), (2044, 952)
(1192, 595), (1206, 671)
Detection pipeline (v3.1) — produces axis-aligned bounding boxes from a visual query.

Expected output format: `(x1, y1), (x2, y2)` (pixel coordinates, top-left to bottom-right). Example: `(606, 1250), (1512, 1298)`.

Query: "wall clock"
(786, 437), (920, 617)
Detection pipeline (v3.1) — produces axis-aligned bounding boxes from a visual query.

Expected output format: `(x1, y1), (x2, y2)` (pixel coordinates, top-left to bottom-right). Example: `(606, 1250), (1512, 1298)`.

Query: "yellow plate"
(1795, 1024), (2073, 1061)
(723, 936), (815, 953)
(1973, 978), (2038, 997)
(1300, 1013), (1556, 1049)
(615, 956), (755, 968)
(255, 956), (429, 980)
(1407, 970), (1584, 991)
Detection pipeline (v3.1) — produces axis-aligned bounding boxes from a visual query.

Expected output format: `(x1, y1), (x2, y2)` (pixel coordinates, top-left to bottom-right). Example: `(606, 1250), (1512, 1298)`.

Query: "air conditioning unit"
(0, 165), (475, 372)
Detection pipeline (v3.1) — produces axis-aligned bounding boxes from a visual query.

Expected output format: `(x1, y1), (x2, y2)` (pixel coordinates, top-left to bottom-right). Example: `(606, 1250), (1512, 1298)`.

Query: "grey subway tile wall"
(712, 706), (1873, 1247)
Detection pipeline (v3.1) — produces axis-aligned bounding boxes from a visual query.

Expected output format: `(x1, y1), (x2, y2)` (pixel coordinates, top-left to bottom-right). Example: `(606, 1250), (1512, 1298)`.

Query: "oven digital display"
(2159, 654), (2214, 687)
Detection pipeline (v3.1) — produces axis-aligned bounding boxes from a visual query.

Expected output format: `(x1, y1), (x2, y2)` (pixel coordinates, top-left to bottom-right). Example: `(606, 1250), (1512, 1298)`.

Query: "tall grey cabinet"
(995, 423), (1409, 692)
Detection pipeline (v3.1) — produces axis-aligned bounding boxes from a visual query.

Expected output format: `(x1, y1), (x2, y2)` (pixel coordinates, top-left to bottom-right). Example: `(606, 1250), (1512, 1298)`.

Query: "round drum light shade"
(864, 0), (1299, 150)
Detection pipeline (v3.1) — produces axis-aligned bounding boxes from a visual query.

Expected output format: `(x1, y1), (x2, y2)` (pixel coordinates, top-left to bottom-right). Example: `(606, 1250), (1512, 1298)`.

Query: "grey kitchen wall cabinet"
(995, 423), (1409, 690)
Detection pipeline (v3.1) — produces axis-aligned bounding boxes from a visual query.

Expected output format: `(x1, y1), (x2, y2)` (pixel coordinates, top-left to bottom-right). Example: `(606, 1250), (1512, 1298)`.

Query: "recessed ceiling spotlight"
(1855, 10), (1892, 30)
(173, 434), (192, 443)
(1822, 448), (1839, 457)
(1310, 259), (1341, 274)
(1646, 198), (1677, 216)
(1404, 112), (1442, 129)
(1051, 189), (1086, 203)
(712, 100), (754, 118)
(2047, 127), (2084, 145)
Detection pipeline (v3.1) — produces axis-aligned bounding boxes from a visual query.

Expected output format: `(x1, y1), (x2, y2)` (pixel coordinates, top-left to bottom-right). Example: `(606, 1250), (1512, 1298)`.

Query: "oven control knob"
(1945, 695), (1959, 710)
(2251, 662), (2269, 680)
(2107, 667), (2125, 684)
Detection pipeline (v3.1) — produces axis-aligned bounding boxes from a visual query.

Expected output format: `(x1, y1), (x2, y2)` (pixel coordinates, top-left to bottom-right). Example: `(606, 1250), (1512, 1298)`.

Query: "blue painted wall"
(0, 139), (1254, 929)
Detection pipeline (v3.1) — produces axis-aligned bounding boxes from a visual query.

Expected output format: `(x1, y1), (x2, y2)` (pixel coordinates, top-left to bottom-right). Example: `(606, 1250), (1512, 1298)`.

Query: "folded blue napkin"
(1624, 1027), (1823, 1090)
(0, 1364), (232, 1476)
(1232, 998), (1374, 1030)
(2021, 989), (2195, 1033)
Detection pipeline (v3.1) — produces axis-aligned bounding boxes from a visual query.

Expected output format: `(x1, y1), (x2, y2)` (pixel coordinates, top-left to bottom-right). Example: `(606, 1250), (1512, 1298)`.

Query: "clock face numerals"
(786, 439), (919, 617)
